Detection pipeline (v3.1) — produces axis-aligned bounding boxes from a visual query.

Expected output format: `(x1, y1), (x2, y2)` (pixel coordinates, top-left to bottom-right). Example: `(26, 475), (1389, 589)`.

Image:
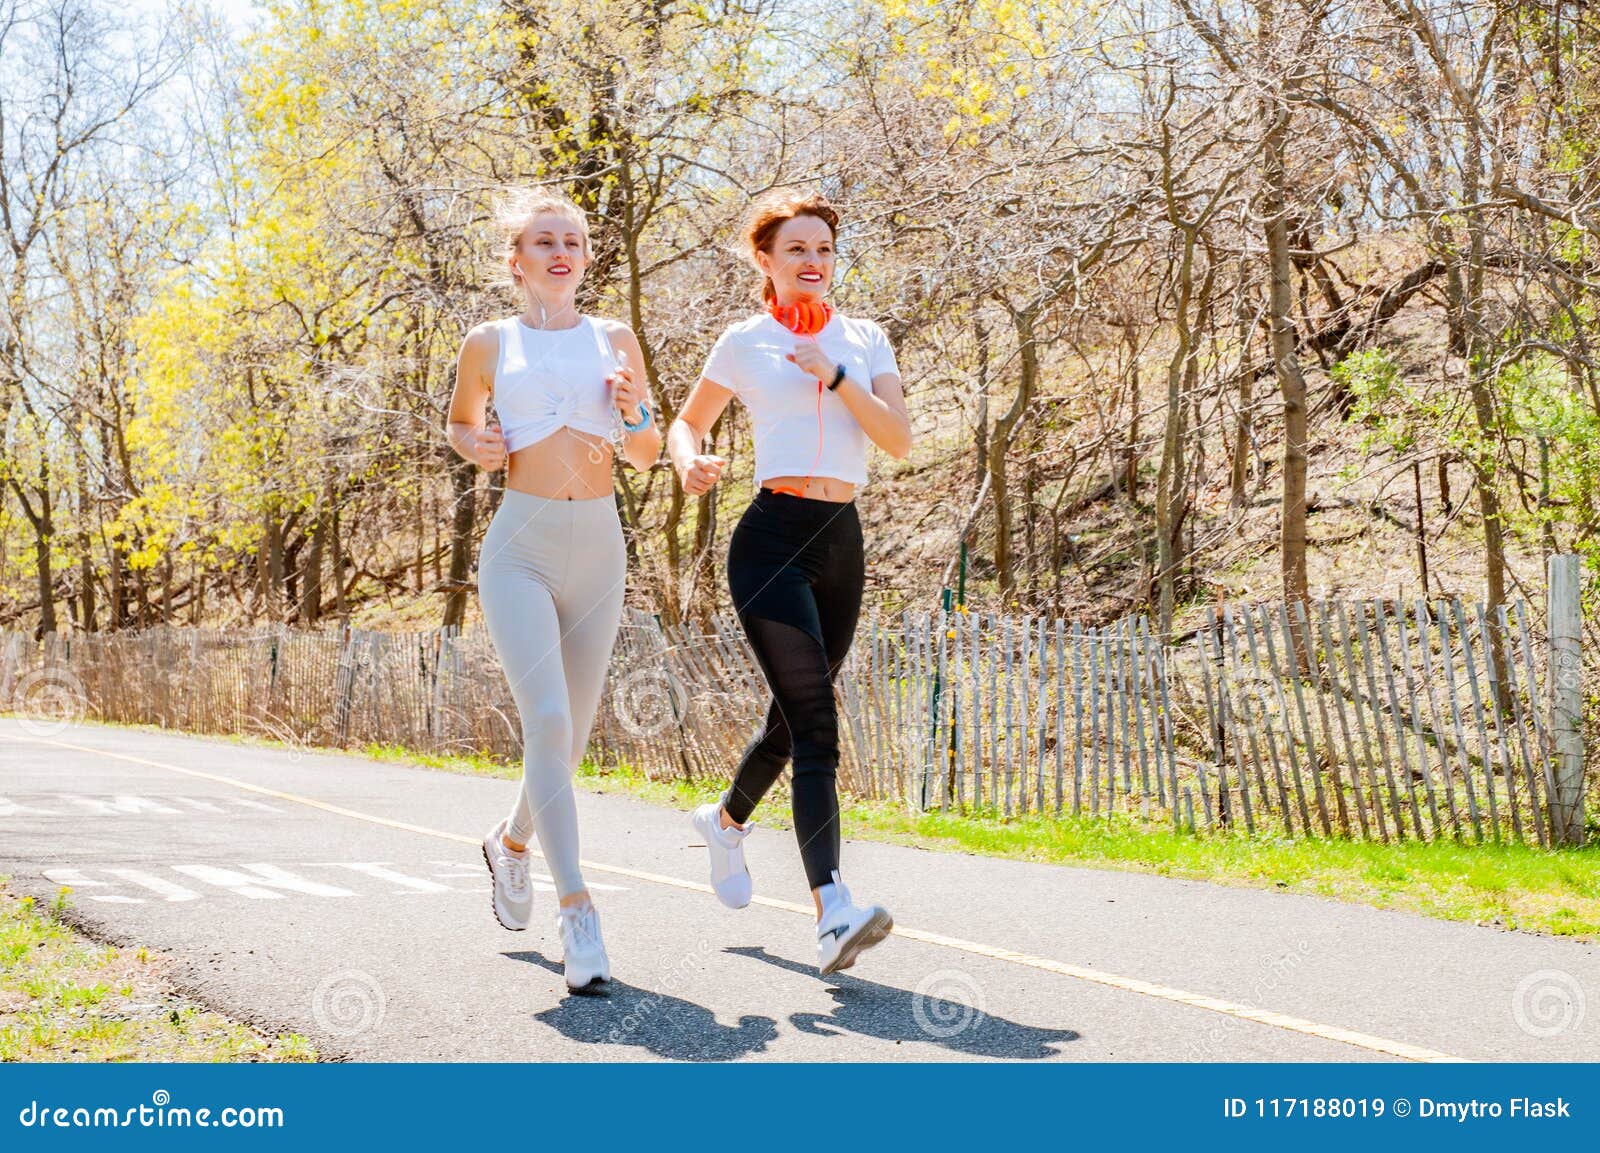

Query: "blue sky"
(128, 0), (260, 32)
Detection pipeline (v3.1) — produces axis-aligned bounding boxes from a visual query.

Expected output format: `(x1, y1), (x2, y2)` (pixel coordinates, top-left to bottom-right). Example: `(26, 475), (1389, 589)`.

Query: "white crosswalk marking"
(236, 863), (358, 897)
(169, 864), (286, 899)
(41, 867), (143, 903)
(321, 862), (453, 893)
(170, 796), (226, 813)
(229, 798), (281, 812)
(4, 792), (282, 817)
(31, 859), (628, 904)
(0, 796), (58, 817)
(424, 860), (627, 892)
(104, 868), (202, 902)
(60, 795), (182, 816)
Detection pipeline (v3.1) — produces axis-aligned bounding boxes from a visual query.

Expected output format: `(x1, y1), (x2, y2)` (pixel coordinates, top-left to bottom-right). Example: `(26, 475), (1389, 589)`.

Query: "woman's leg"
(737, 609), (839, 890)
(812, 508), (866, 682)
(805, 506), (866, 911)
(725, 495), (864, 891)
(548, 501), (627, 900)
(723, 697), (790, 825)
(477, 504), (587, 902)
(724, 496), (816, 832)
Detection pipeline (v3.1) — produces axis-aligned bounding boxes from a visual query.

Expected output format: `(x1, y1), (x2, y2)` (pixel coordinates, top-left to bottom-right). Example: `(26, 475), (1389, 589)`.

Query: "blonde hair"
(743, 190), (840, 305)
(491, 188), (591, 293)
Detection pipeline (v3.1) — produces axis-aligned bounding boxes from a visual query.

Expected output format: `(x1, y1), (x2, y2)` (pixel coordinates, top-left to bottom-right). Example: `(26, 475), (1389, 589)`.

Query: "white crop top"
(492, 315), (619, 453)
(699, 312), (900, 488)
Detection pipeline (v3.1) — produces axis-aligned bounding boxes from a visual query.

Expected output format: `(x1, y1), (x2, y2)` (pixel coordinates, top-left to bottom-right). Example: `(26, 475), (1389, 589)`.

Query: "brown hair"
(743, 190), (840, 305)
(491, 188), (591, 294)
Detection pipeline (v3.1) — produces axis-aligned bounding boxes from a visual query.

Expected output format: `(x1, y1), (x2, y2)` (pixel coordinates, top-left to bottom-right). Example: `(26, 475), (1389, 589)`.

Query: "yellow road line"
(0, 728), (1466, 1062)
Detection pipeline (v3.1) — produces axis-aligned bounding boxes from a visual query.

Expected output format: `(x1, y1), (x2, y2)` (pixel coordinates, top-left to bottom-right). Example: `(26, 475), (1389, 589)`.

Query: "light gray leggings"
(477, 489), (626, 898)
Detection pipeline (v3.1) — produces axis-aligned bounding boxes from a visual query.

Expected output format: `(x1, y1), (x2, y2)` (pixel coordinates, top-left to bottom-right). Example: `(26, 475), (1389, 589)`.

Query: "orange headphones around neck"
(765, 299), (836, 498)
(767, 298), (833, 338)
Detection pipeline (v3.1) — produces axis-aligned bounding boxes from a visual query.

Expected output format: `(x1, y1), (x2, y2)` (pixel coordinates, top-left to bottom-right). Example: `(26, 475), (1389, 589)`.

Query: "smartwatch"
(827, 364), (847, 391)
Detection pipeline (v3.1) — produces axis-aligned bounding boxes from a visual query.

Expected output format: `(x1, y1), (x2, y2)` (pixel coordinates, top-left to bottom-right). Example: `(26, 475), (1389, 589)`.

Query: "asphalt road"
(1, 717), (1594, 1062)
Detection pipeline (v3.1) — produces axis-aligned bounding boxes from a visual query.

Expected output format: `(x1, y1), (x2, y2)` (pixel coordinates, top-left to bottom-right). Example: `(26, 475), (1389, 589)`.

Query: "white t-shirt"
(699, 312), (900, 488)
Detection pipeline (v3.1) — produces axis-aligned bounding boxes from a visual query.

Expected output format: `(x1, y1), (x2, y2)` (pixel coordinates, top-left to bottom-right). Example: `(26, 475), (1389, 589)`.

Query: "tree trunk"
(442, 455), (478, 630)
(109, 542), (127, 630)
(301, 499), (325, 626)
(32, 489), (56, 639)
(688, 410), (728, 624)
(1230, 292), (1255, 512)
(973, 315), (989, 497)
(332, 496), (347, 620)
(990, 308), (1038, 597)
(75, 460), (96, 632)
(1412, 459), (1429, 592)
(1459, 56), (1512, 709)
(1156, 236), (1196, 640)
(10, 457), (59, 638)
(1124, 325), (1141, 501)
(1263, 93), (1310, 615)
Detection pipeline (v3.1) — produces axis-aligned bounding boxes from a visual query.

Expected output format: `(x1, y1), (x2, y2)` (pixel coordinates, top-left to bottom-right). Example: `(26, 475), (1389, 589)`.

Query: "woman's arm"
(600, 321), (663, 472)
(787, 340), (912, 459)
(445, 324), (506, 471)
(836, 371), (911, 459)
(668, 378), (736, 494)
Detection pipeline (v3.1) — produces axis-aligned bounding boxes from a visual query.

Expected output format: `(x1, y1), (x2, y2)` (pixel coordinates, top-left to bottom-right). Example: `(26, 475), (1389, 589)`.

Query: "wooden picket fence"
(0, 593), (1579, 846)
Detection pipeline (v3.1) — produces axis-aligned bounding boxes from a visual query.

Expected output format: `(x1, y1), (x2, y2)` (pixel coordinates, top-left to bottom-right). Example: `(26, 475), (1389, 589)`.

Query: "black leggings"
(723, 488), (864, 890)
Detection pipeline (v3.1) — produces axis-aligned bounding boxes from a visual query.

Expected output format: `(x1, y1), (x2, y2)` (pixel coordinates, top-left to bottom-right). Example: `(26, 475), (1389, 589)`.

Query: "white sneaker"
(481, 819), (533, 931)
(691, 802), (754, 909)
(815, 871), (893, 975)
(558, 902), (611, 991)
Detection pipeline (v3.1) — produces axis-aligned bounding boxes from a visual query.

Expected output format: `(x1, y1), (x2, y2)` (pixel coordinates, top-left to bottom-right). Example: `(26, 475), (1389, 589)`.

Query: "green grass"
(838, 802), (1600, 938)
(0, 878), (317, 1062)
(347, 738), (1600, 942)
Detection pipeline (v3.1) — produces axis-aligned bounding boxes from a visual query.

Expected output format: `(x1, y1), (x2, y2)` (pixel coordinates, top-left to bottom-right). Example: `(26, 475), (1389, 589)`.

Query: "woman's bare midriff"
(761, 475), (856, 502)
(505, 427), (614, 500)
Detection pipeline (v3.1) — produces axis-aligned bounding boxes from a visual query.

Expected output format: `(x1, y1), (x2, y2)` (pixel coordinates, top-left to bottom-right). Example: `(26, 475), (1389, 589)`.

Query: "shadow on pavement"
(506, 949), (780, 1061)
(726, 945), (1077, 1059)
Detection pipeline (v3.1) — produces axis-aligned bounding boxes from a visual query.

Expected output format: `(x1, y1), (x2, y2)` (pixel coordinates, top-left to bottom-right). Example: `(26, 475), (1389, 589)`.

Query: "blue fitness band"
(622, 403), (653, 432)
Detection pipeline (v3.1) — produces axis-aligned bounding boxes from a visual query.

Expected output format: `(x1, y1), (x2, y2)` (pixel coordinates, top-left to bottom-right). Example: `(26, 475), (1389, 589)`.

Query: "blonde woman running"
(446, 189), (661, 991)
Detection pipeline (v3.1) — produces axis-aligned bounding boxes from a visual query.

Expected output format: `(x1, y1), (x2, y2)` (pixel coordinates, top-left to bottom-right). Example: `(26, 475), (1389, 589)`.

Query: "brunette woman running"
(446, 189), (661, 991)
(668, 191), (912, 974)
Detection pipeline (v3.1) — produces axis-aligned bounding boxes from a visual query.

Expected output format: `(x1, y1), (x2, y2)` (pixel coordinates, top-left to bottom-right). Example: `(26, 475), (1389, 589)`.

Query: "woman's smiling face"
(511, 210), (589, 293)
(757, 214), (835, 302)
